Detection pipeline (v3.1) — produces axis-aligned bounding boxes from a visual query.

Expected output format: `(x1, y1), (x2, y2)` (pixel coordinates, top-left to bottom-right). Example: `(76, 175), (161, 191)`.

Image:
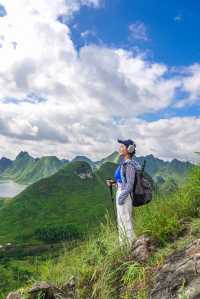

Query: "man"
(107, 139), (141, 247)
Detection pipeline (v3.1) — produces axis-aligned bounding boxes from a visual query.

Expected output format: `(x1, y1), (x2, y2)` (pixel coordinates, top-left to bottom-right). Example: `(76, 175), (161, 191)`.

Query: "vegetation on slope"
(0, 161), (114, 244)
(37, 165), (200, 298)
(3, 165), (200, 299)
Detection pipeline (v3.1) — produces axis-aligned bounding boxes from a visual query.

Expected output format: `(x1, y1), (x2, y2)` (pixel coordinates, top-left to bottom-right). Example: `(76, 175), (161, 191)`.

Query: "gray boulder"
(28, 276), (76, 299)
(150, 239), (200, 299)
(130, 235), (155, 263)
(6, 292), (21, 299)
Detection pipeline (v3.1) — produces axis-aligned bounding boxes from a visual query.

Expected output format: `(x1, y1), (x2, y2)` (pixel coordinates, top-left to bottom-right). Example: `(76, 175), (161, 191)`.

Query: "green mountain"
(95, 152), (193, 184)
(61, 158), (69, 164)
(0, 151), (64, 184)
(95, 161), (117, 181)
(0, 150), (194, 187)
(135, 155), (193, 183)
(15, 156), (64, 184)
(0, 157), (12, 174)
(95, 151), (121, 168)
(1, 151), (35, 181)
(0, 161), (113, 244)
(159, 177), (179, 195)
(72, 155), (96, 170)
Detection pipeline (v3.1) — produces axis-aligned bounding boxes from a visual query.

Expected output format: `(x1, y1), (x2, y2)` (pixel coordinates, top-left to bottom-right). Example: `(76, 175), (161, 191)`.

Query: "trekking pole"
(108, 181), (118, 228)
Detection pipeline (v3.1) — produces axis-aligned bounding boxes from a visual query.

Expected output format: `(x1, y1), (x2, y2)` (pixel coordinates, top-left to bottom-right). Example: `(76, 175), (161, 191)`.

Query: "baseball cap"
(117, 138), (136, 148)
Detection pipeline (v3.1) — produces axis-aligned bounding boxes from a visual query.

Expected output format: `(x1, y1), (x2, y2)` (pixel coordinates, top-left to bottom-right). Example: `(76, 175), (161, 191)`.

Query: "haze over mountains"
(0, 151), (68, 184)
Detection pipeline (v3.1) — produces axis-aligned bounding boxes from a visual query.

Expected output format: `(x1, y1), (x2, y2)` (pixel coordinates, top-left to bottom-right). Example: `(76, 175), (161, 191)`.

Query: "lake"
(0, 180), (28, 198)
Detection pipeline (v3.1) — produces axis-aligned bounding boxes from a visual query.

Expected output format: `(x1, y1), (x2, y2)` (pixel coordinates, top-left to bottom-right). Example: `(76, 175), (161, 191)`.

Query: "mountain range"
(0, 151), (68, 184)
(0, 149), (195, 245)
(0, 150), (194, 186)
(0, 160), (115, 244)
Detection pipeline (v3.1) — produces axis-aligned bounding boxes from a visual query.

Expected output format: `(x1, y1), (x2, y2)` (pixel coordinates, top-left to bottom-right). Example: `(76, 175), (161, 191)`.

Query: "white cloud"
(173, 63), (200, 108)
(0, 0), (199, 163)
(115, 116), (200, 163)
(182, 64), (200, 103)
(128, 21), (149, 42)
(81, 29), (96, 39)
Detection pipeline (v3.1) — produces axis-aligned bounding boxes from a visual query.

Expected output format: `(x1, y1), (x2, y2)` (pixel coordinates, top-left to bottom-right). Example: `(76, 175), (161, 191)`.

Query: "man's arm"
(118, 163), (136, 205)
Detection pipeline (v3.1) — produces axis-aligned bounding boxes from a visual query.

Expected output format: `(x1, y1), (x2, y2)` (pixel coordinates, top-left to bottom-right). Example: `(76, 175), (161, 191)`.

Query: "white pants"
(116, 184), (136, 247)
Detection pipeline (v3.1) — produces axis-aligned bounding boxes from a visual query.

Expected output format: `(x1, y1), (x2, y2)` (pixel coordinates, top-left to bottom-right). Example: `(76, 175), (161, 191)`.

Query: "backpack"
(122, 160), (153, 207)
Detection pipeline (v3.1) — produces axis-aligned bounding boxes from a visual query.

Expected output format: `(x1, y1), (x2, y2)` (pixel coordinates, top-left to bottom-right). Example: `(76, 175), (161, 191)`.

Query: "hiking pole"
(107, 180), (118, 228)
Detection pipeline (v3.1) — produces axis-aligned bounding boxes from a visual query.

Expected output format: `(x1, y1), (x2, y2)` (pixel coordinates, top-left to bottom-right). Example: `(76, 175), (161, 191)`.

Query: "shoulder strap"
(122, 160), (135, 183)
(141, 159), (146, 175)
(121, 161), (138, 197)
(122, 163), (127, 183)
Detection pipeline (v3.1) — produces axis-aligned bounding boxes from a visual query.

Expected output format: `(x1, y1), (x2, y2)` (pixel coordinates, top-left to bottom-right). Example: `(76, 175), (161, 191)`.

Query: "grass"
(134, 165), (200, 245)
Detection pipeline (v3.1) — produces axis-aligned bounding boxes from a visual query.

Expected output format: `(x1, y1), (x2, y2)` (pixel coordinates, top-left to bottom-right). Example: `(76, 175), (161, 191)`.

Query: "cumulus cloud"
(182, 64), (200, 103)
(0, 0), (199, 162)
(100, 116), (199, 163)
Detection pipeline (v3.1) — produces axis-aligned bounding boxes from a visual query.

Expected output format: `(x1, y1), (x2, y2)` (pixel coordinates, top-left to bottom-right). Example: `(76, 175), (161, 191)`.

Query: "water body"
(0, 180), (28, 198)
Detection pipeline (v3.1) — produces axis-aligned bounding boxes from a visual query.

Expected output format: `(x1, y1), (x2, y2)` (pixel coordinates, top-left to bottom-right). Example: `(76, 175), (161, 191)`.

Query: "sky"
(0, 0), (200, 163)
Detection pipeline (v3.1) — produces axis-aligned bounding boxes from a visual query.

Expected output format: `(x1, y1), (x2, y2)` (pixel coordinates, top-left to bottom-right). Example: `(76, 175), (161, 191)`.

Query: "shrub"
(34, 224), (82, 243)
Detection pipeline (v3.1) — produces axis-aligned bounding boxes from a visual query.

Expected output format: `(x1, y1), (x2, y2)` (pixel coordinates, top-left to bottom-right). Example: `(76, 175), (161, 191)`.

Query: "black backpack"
(122, 160), (153, 207)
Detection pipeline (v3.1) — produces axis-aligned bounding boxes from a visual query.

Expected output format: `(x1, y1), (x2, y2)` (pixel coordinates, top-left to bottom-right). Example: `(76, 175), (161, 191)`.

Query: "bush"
(135, 165), (200, 244)
(34, 224), (82, 243)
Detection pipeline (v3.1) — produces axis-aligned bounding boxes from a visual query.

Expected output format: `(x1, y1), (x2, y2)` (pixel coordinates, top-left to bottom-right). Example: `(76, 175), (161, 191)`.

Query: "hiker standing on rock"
(106, 139), (141, 247)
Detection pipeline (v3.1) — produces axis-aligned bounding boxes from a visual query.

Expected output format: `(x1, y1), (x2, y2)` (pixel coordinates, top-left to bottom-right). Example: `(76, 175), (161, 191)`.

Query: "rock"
(28, 277), (77, 299)
(28, 281), (56, 299)
(77, 172), (93, 179)
(6, 292), (21, 299)
(61, 276), (76, 298)
(129, 235), (155, 263)
(150, 239), (200, 299)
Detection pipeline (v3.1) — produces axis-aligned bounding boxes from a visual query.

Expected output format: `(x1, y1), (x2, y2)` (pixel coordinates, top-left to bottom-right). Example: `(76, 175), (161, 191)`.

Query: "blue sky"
(66, 0), (200, 122)
(70, 0), (200, 67)
(0, 0), (199, 162)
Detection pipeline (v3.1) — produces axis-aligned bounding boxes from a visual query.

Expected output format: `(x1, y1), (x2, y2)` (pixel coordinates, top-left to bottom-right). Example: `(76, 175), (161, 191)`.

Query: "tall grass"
(135, 165), (200, 244)
(39, 212), (130, 298)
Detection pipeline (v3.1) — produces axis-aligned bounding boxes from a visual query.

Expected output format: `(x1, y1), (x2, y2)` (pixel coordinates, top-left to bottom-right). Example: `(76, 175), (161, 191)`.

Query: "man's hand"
(106, 179), (116, 187)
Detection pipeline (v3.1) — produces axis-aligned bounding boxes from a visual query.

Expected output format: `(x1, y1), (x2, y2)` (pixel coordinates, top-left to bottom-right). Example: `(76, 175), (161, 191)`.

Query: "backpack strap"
(122, 161), (138, 195)
(121, 162), (127, 183)
(121, 161), (136, 184)
(141, 160), (146, 175)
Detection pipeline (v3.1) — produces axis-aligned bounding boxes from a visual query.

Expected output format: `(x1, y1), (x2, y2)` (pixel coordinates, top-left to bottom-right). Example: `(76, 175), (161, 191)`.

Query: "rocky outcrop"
(6, 292), (21, 299)
(28, 276), (76, 299)
(77, 171), (93, 179)
(122, 235), (155, 264)
(6, 277), (76, 299)
(150, 239), (200, 299)
(131, 235), (155, 263)
(7, 237), (200, 299)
